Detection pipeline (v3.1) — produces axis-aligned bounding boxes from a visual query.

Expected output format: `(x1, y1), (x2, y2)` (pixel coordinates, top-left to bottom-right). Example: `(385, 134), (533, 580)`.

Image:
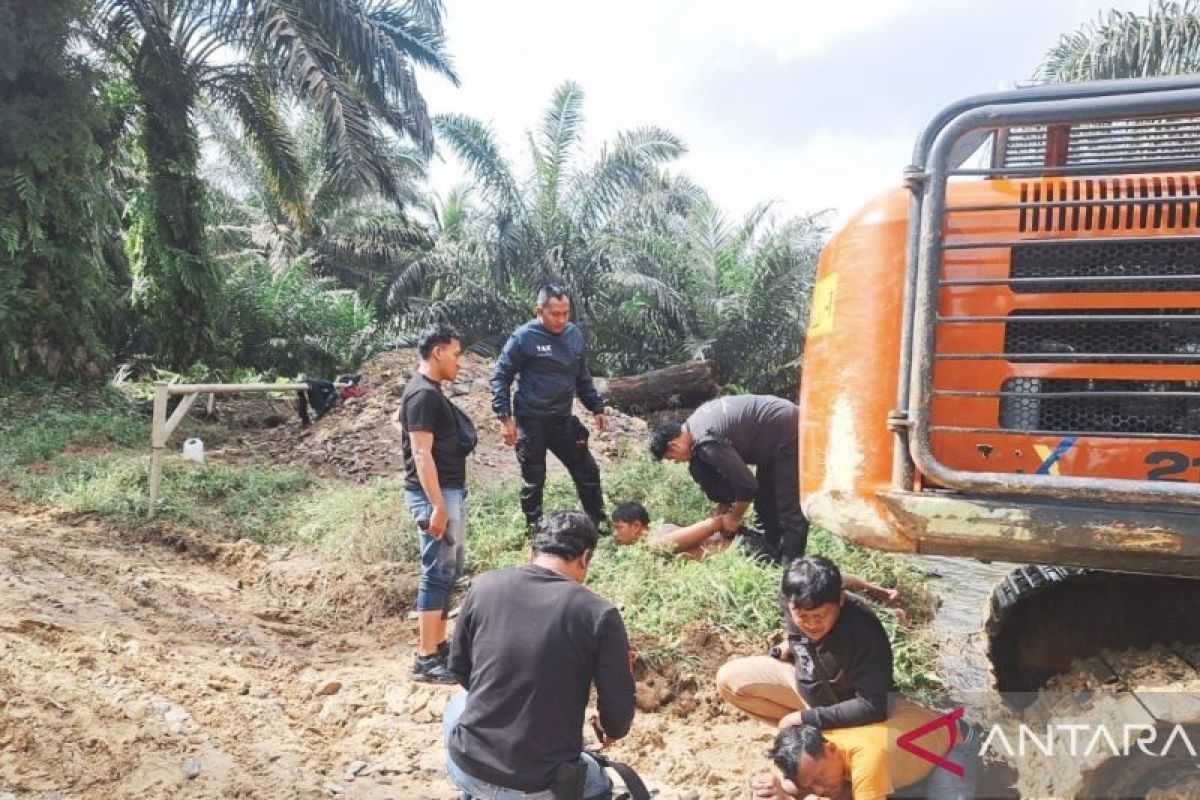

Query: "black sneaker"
(411, 652), (457, 684)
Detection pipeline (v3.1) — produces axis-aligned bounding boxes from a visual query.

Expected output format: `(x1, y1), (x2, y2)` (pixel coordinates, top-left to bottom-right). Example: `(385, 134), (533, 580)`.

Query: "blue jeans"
(920, 739), (982, 800)
(442, 693), (613, 800)
(897, 724), (982, 800)
(404, 488), (466, 612)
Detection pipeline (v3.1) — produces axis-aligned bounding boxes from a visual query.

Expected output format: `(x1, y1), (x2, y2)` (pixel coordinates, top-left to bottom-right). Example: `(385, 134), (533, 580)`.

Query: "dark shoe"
(436, 640), (450, 659)
(411, 653), (457, 684)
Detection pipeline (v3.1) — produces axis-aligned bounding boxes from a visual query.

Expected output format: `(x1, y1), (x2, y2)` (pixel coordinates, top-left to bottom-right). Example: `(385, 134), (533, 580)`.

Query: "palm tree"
(387, 80), (688, 351)
(600, 194), (825, 390)
(1037, 1), (1200, 82)
(204, 106), (432, 292)
(88, 0), (457, 367)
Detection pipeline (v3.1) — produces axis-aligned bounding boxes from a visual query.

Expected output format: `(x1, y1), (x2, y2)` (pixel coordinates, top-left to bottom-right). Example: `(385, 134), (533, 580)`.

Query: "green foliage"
(0, 380), (145, 468)
(1038, 1), (1200, 82)
(387, 82), (690, 351)
(390, 82), (824, 394)
(0, 0), (123, 379)
(211, 252), (384, 376)
(87, 0), (454, 369)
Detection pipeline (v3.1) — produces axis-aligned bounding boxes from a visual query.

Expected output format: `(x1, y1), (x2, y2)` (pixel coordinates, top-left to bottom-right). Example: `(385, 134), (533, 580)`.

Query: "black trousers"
(754, 442), (808, 563)
(515, 415), (605, 527)
(691, 443), (808, 563)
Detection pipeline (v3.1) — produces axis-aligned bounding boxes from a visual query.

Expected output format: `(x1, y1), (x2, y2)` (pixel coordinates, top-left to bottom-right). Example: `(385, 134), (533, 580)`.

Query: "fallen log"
(596, 360), (720, 414)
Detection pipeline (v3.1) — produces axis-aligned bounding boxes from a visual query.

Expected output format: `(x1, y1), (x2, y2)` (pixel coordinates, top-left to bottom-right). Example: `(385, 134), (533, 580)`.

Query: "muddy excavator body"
(800, 77), (1200, 797)
(801, 76), (1200, 578)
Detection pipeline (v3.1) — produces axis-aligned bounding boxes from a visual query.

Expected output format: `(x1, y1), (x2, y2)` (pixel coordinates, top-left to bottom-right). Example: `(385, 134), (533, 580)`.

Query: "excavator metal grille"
(1003, 118), (1200, 170)
(1003, 308), (1200, 363)
(999, 377), (1200, 436)
(1010, 239), (1200, 292)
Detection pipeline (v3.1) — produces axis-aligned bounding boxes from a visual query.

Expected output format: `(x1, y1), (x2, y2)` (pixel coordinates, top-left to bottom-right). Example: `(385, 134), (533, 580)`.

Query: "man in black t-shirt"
(399, 323), (468, 683)
(442, 511), (636, 798)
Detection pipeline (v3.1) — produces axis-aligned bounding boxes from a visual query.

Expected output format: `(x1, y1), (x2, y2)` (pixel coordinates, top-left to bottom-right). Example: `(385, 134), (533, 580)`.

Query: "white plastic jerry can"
(182, 437), (206, 464)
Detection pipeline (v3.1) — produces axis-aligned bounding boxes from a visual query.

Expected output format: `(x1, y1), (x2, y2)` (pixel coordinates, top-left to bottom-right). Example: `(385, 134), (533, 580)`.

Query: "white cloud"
(420, 0), (1155, 222)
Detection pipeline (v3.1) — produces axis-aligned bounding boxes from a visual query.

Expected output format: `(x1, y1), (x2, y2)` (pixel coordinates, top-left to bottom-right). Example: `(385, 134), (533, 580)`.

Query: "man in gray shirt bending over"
(650, 395), (808, 564)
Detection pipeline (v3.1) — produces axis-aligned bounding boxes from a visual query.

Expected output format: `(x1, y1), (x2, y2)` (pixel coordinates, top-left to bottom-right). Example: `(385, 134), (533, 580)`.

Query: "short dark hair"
(531, 510), (599, 560)
(649, 421), (683, 461)
(417, 323), (461, 359)
(781, 555), (842, 609)
(536, 284), (570, 306)
(770, 725), (827, 779)
(612, 502), (650, 526)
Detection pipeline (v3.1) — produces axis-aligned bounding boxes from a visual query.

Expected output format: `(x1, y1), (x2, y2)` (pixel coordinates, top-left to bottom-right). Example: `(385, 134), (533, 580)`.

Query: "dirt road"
(0, 503), (771, 799)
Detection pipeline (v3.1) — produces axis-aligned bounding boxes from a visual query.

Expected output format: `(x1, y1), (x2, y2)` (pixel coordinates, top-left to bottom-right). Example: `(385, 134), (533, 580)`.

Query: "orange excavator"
(799, 76), (1200, 797)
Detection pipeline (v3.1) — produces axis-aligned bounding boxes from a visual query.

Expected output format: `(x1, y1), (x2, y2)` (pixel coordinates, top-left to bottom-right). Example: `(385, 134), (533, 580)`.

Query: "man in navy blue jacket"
(490, 286), (608, 528)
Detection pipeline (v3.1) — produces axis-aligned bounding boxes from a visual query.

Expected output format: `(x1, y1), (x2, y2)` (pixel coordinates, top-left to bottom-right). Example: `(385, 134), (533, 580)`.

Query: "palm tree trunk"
(132, 44), (218, 368)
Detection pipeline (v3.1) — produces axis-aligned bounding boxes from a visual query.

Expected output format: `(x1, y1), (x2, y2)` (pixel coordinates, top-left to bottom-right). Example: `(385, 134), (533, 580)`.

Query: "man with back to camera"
(649, 393), (808, 564)
(442, 510), (636, 799)
(398, 323), (469, 684)
(490, 285), (608, 530)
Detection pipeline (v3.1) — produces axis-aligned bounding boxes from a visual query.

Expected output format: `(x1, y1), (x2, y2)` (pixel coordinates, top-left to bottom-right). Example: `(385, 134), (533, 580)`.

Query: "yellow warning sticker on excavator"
(809, 274), (837, 338)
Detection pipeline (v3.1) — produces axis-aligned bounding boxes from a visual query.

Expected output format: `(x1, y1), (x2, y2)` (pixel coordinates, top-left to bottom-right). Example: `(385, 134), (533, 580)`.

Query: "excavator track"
(984, 566), (1200, 694)
(982, 566), (1200, 797)
(1013, 642), (1200, 799)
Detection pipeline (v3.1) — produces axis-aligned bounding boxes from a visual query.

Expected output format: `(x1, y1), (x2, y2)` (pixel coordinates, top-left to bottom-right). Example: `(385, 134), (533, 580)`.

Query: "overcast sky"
(420, 0), (1149, 226)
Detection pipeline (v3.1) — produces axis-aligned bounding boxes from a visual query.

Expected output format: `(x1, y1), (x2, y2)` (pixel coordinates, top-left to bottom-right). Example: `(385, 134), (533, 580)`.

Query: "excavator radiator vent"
(1009, 238), (1200, 293)
(1016, 176), (1200, 233)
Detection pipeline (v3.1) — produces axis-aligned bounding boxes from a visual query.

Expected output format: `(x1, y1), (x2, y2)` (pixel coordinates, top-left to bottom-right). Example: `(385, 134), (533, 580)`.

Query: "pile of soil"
(223, 350), (649, 485)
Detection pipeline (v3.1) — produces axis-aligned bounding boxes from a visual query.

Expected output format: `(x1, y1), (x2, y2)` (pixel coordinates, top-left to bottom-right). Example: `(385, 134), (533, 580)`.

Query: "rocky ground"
(0, 498), (776, 800)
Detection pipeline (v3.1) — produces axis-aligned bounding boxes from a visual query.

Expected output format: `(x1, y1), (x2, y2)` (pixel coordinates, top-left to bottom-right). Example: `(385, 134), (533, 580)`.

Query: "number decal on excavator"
(1144, 450), (1200, 482)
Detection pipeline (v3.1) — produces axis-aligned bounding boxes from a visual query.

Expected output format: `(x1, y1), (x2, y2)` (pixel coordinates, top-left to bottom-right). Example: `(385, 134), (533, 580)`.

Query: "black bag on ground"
(295, 379), (340, 427)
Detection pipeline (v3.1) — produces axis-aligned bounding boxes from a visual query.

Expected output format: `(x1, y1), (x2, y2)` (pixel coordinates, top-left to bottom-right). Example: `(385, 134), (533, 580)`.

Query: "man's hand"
(589, 713), (615, 749)
(428, 504), (449, 538)
(711, 503), (731, 519)
(750, 773), (797, 799)
(772, 639), (793, 663)
(719, 512), (741, 535)
(501, 417), (517, 447)
(594, 413), (607, 433)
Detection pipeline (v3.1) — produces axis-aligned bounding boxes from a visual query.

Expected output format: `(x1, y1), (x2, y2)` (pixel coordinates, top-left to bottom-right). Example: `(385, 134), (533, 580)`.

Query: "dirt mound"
(228, 350), (648, 484)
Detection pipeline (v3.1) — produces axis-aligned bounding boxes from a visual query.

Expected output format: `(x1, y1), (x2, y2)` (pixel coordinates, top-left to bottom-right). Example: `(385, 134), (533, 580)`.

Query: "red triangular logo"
(896, 706), (964, 777)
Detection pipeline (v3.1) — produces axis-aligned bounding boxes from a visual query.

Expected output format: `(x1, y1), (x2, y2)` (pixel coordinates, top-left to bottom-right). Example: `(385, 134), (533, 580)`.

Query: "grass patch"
(0, 381), (938, 696)
(0, 381), (146, 468)
(467, 458), (939, 696)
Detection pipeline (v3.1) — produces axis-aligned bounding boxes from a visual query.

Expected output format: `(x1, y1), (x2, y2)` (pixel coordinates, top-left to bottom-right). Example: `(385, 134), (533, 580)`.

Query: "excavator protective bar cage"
(896, 75), (1200, 508)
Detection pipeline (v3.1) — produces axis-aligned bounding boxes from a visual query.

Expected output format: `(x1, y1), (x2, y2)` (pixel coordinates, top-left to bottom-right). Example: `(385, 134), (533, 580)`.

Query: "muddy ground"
(0, 501), (774, 799)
